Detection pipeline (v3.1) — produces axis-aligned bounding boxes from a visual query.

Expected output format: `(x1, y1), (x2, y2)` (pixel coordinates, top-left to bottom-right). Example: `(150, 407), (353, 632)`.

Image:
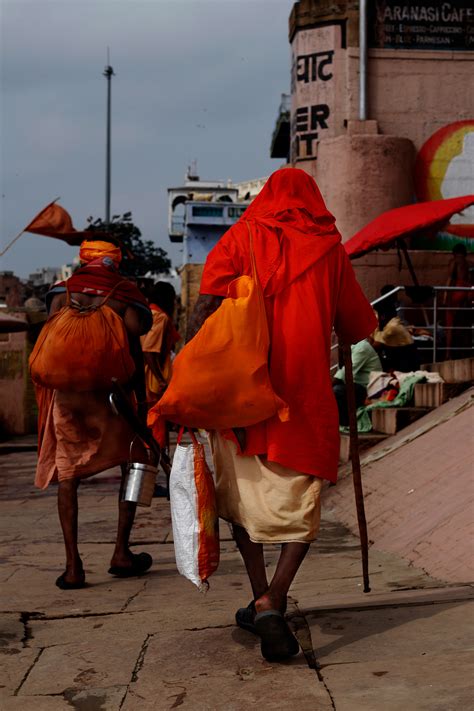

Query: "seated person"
(373, 317), (420, 372)
(333, 335), (382, 426)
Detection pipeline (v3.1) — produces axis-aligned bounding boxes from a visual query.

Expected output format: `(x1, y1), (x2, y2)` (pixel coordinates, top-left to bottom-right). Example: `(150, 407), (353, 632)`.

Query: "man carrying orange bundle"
(186, 168), (377, 662)
(31, 238), (153, 589)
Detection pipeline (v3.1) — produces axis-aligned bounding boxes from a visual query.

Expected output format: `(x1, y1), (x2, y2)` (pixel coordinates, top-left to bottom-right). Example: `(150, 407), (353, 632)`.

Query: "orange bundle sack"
(149, 222), (288, 431)
(29, 282), (135, 392)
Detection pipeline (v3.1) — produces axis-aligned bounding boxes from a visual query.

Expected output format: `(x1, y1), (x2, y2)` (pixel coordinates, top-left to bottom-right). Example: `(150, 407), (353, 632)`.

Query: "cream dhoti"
(209, 432), (323, 544)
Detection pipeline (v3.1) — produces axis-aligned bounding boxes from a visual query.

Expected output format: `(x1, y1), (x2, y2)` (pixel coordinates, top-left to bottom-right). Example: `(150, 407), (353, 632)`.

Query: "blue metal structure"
(182, 201), (248, 265)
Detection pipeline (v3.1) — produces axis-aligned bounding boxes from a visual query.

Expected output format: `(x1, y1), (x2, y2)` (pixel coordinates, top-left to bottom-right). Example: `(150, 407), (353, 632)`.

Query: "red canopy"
(344, 195), (474, 259)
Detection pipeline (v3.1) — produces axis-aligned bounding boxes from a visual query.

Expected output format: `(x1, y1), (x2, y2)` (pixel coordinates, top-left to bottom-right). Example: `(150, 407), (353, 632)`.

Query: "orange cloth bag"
(149, 223), (288, 432)
(29, 282), (135, 392)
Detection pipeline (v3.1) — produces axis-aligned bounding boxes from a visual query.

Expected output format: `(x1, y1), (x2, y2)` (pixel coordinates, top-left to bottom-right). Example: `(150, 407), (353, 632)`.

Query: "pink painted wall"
(351, 250), (452, 302)
(316, 133), (415, 240)
(290, 9), (473, 244)
(354, 49), (474, 152)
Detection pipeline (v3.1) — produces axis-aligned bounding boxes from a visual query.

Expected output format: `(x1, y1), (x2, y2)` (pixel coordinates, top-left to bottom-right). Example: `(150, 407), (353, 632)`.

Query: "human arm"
(123, 306), (149, 423)
(188, 291), (246, 447)
(143, 352), (168, 391)
(48, 292), (67, 316)
(186, 294), (223, 342)
(186, 234), (239, 342)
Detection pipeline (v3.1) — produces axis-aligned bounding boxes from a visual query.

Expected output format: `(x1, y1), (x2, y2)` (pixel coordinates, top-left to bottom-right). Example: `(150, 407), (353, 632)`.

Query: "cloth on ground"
(209, 431), (323, 544)
(347, 372), (430, 433)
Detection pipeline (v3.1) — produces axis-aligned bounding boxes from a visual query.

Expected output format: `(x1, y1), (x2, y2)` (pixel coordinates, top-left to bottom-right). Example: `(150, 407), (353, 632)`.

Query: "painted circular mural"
(415, 120), (474, 240)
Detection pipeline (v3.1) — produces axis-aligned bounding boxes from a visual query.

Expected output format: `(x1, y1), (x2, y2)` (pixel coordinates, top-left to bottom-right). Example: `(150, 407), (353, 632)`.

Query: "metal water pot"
(121, 439), (158, 507)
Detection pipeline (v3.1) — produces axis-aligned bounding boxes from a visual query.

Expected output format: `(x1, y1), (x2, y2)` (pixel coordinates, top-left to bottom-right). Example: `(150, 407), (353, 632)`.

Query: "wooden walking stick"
(342, 344), (371, 593)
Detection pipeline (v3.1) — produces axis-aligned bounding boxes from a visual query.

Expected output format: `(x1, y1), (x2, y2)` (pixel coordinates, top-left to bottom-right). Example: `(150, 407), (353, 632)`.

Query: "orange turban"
(79, 240), (122, 266)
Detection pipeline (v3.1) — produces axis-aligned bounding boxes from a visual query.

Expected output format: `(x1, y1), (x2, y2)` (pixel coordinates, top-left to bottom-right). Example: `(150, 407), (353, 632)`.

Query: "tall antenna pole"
(103, 49), (115, 225)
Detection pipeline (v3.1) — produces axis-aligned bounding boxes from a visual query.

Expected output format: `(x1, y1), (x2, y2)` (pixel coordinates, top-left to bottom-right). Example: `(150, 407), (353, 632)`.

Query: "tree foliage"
(86, 212), (171, 278)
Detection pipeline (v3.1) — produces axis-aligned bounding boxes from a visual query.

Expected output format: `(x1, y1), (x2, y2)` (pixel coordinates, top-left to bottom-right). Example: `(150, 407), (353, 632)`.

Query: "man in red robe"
(187, 168), (377, 661)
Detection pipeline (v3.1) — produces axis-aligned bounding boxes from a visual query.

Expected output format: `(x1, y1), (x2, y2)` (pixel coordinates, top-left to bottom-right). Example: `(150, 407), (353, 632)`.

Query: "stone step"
(339, 432), (387, 464)
(421, 357), (474, 384)
(371, 407), (431, 435)
(414, 382), (448, 408)
(414, 381), (470, 408)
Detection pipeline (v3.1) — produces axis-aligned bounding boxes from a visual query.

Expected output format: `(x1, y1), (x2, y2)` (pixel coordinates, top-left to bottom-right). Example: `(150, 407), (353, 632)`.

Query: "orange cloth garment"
(141, 304), (180, 402)
(33, 260), (151, 489)
(199, 168), (378, 484)
(30, 281), (136, 392)
(35, 389), (135, 489)
(79, 239), (122, 266)
(149, 223), (288, 432)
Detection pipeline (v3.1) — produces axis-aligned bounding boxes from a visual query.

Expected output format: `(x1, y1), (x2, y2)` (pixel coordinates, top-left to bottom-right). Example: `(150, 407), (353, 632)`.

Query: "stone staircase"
(339, 357), (473, 464)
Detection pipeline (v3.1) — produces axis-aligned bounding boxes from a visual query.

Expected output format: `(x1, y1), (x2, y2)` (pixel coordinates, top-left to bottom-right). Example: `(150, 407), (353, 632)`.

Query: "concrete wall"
(179, 264), (205, 337)
(316, 133), (415, 240)
(351, 250), (452, 302)
(0, 273), (25, 308)
(347, 48), (474, 151)
(0, 327), (31, 436)
(289, 2), (474, 247)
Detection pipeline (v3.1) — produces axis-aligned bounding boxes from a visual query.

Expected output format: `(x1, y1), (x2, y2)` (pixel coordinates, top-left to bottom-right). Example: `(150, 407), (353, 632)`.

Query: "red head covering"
(244, 166), (336, 223)
(201, 168), (342, 297)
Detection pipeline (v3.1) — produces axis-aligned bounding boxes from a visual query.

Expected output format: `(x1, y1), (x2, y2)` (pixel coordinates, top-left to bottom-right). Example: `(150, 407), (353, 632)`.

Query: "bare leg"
(57, 478), (84, 584)
(255, 542), (310, 614)
(232, 524), (268, 600)
(110, 465), (138, 568)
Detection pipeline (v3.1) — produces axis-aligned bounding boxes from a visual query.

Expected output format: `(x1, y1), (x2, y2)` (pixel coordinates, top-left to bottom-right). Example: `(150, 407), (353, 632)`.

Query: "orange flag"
(24, 200), (92, 246)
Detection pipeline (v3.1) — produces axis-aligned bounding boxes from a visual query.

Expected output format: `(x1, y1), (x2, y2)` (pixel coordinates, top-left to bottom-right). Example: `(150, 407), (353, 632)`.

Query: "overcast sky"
(0, 0), (293, 277)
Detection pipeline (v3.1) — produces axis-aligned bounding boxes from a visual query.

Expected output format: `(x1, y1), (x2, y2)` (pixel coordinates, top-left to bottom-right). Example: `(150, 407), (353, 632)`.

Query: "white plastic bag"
(170, 435), (219, 590)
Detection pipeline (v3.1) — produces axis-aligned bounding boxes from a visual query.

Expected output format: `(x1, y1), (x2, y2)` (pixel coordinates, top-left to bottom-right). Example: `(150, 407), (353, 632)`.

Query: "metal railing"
(331, 285), (473, 368)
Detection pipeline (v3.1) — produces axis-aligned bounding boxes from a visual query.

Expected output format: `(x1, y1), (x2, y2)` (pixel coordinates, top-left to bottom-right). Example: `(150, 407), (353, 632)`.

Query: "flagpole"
(0, 229), (26, 258)
(104, 51), (114, 226)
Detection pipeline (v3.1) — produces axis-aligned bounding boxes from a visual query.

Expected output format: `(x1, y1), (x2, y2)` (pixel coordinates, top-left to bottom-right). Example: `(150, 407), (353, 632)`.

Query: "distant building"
(270, 93), (291, 161)
(60, 257), (80, 281)
(269, 0), (474, 299)
(0, 272), (24, 308)
(28, 266), (60, 288)
(235, 177), (268, 201)
(168, 167), (267, 330)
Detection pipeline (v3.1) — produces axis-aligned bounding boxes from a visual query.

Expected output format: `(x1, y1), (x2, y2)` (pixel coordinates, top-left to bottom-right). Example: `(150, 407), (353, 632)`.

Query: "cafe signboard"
(369, 1), (474, 51)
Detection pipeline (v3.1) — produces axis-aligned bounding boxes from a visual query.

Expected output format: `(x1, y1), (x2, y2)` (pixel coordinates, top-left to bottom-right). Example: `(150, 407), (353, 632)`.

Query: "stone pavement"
(1, 447), (473, 710)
